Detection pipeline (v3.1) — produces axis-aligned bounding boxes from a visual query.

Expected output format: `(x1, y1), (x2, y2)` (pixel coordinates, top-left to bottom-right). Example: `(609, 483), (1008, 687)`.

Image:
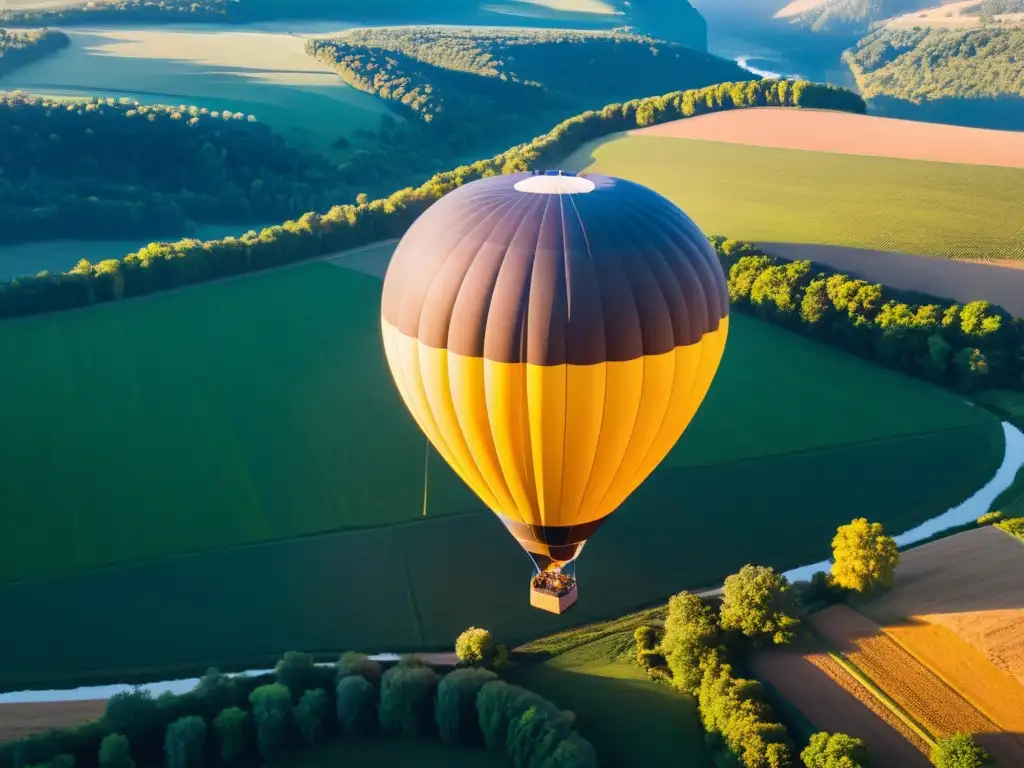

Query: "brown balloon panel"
(380, 170), (730, 611)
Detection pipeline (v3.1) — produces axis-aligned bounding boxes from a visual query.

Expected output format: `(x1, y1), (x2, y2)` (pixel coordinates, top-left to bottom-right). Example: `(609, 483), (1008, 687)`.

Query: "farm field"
(861, 526), (1024, 686)
(809, 605), (1024, 766)
(564, 129), (1024, 264)
(0, 700), (103, 743)
(0, 26), (395, 158)
(750, 646), (930, 766)
(631, 108), (1024, 169)
(0, 247), (1007, 690)
(509, 633), (714, 767)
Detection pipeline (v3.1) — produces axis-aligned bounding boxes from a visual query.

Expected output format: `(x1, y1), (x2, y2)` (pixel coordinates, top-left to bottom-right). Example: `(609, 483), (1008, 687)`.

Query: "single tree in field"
(931, 733), (991, 768)
(831, 518), (899, 593)
(719, 565), (799, 644)
(801, 731), (870, 767)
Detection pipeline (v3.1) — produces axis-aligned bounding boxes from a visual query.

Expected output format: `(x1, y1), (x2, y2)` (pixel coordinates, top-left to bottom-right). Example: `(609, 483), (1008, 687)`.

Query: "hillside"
(0, 0), (710, 48)
(306, 28), (749, 196)
(845, 25), (1024, 127)
(790, 0), (939, 34)
(0, 93), (352, 244)
(0, 27), (67, 77)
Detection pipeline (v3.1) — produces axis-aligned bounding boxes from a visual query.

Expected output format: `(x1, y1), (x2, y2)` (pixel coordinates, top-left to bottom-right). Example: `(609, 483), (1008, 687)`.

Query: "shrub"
(538, 731), (598, 767)
(508, 705), (577, 768)
(477, 680), (558, 752)
(295, 688), (329, 745)
(193, 668), (241, 716)
(996, 516), (1024, 541)
(801, 732), (869, 768)
(831, 518), (900, 593)
(455, 627), (496, 667)
(379, 664), (440, 738)
(213, 706), (250, 766)
(634, 625), (657, 652)
(336, 651), (383, 686)
(336, 675), (376, 735)
(977, 511), (1003, 526)
(661, 591), (720, 693)
(164, 716), (206, 768)
(720, 564), (800, 644)
(275, 650), (329, 696)
(98, 734), (134, 768)
(249, 683), (292, 759)
(931, 733), (990, 767)
(101, 689), (164, 763)
(435, 668), (499, 745)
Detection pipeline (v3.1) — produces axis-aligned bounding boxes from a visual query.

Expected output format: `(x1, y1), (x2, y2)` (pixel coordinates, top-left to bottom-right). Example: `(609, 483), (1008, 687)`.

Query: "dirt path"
(751, 646), (930, 766)
(758, 242), (1024, 317)
(631, 108), (1024, 169)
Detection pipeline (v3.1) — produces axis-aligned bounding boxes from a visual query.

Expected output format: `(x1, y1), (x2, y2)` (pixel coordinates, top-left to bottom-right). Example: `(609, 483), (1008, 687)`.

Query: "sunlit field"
(1, 26), (396, 157)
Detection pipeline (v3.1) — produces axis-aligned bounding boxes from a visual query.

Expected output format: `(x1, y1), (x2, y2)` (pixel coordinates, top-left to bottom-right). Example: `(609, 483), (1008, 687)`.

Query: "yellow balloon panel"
(380, 317), (729, 530)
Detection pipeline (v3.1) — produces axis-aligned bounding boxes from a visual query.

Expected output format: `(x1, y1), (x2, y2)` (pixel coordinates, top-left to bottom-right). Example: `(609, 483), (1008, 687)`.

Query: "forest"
(308, 28), (748, 194)
(0, 93), (354, 244)
(0, 79), (862, 316)
(847, 26), (1024, 102)
(0, 28), (68, 78)
(718, 239), (1023, 393)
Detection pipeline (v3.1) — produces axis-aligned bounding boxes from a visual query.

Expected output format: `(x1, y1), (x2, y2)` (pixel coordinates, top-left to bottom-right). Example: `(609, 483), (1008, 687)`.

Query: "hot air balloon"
(381, 170), (729, 613)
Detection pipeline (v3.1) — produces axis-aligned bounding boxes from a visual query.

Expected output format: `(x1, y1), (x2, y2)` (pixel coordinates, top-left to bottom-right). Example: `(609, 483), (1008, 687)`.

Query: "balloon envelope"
(381, 171), (729, 571)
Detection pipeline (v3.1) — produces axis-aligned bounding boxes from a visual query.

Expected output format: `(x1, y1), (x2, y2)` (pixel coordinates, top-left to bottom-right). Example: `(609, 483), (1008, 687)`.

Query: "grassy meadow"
(0, 26), (395, 158)
(564, 135), (1024, 262)
(510, 632), (715, 767)
(0, 255), (1005, 689)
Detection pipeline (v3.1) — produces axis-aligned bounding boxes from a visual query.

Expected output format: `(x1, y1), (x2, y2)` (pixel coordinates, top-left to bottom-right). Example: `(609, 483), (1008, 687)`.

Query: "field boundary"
(820, 645), (936, 747)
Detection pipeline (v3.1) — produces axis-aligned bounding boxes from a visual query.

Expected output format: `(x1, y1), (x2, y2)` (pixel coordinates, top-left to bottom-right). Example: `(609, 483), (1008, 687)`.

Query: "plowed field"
(810, 606), (1024, 766)
(862, 527), (1024, 686)
(750, 647), (930, 766)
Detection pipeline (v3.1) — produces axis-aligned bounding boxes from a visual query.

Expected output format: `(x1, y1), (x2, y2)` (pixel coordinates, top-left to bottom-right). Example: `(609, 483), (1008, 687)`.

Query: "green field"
(279, 735), (500, 767)
(0, 256), (1004, 690)
(565, 135), (1024, 262)
(1, 26), (394, 158)
(510, 620), (714, 767)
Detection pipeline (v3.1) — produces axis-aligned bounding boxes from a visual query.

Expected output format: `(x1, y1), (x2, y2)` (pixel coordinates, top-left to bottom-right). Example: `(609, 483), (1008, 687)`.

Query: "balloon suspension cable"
(422, 437), (430, 517)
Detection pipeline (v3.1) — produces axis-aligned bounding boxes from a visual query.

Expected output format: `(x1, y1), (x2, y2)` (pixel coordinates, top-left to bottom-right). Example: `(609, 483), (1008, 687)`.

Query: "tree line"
(0, 78), (865, 319)
(0, 93), (358, 245)
(717, 239), (1024, 393)
(0, 28), (68, 77)
(306, 28), (750, 196)
(1, 646), (595, 768)
(845, 25), (1024, 103)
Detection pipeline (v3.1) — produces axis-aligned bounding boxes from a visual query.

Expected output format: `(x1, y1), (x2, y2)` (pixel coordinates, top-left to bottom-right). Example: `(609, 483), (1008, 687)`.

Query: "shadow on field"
(508, 662), (713, 768)
(758, 242), (1024, 318)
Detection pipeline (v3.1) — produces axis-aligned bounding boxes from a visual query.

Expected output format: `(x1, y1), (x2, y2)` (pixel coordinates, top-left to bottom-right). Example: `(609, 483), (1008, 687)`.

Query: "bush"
(275, 650), (329, 696)
(661, 591), (720, 693)
(101, 689), (164, 763)
(508, 705), (577, 768)
(213, 707), (250, 766)
(720, 564), (800, 644)
(634, 625), (657, 652)
(164, 716), (206, 768)
(379, 664), (440, 738)
(455, 626), (496, 667)
(435, 668), (499, 745)
(249, 683), (292, 759)
(98, 734), (134, 768)
(477, 680), (558, 752)
(538, 731), (598, 768)
(977, 511), (1003, 526)
(996, 516), (1024, 541)
(801, 732), (869, 767)
(193, 668), (241, 717)
(336, 651), (383, 686)
(295, 688), (329, 746)
(931, 733), (990, 767)
(336, 675), (376, 735)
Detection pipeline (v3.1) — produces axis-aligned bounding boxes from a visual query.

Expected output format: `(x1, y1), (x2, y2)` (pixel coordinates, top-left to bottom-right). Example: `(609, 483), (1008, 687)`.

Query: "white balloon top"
(513, 174), (596, 195)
